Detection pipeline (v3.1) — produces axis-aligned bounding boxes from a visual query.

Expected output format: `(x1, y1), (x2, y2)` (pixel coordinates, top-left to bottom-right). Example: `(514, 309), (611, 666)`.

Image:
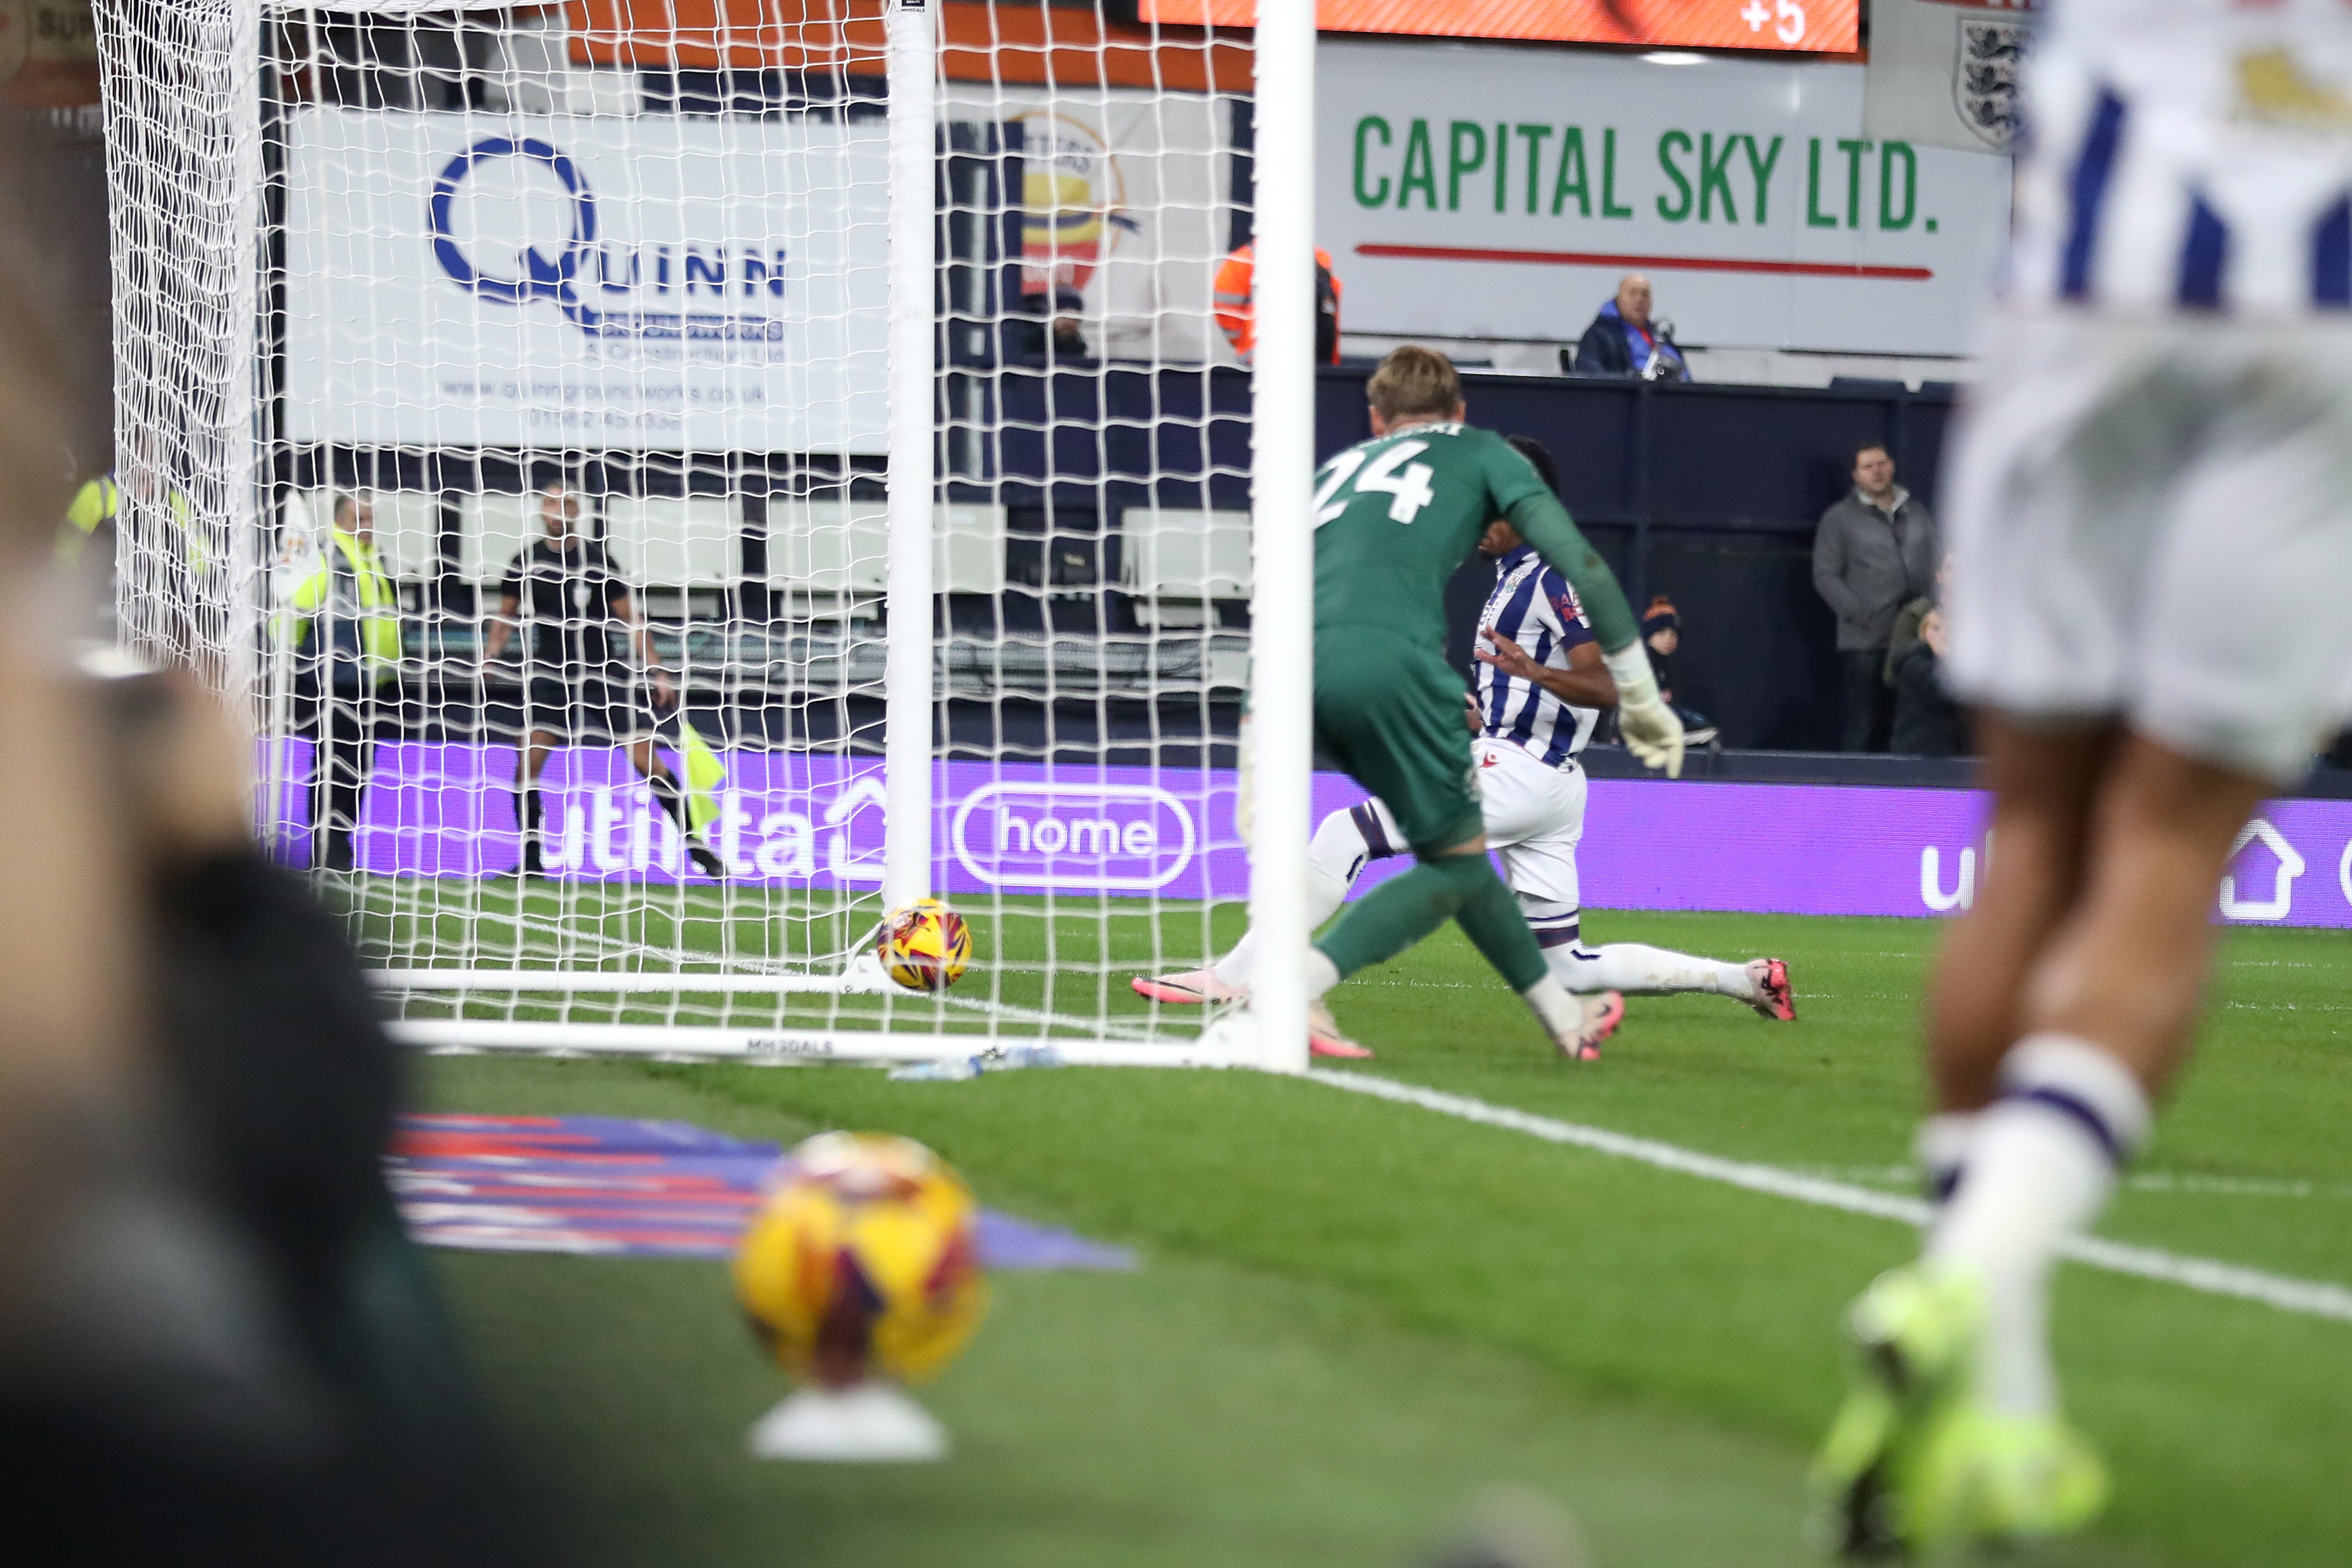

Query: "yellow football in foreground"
(733, 1131), (988, 1388)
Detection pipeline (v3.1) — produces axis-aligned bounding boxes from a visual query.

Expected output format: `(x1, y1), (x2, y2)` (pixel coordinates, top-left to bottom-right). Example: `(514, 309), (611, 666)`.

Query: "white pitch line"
(1307, 1070), (2352, 1326)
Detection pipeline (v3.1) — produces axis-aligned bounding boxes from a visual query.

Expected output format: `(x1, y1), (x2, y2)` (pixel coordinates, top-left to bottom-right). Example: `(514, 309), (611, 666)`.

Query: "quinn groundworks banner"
(284, 110), (890, 452)
(271, 742), (2352, 928)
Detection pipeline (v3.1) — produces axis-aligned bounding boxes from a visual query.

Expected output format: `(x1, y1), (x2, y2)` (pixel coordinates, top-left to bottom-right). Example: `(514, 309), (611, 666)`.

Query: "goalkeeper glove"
(1603, 643), (1685, 779)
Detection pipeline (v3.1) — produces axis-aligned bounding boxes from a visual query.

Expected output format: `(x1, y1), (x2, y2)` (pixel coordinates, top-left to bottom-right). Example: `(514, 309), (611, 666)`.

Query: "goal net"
(95, 0), (1315, 1071)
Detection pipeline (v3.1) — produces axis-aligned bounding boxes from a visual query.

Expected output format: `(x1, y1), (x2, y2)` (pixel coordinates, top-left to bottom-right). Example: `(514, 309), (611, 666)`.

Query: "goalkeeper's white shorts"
(1358, 737), (1587, 906)
(1943, 309), (2352, 783)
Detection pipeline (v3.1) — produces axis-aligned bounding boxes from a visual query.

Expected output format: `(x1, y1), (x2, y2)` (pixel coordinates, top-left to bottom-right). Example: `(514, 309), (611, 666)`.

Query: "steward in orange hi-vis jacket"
(1212, 242), (1342, 364)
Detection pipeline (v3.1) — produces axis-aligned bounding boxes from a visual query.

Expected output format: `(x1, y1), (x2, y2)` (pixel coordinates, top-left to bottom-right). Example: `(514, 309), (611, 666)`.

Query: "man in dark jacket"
(1566, 274), (1688, 380)
(1890, 607), (1969, 756)
(1813, 442), (1938, 751)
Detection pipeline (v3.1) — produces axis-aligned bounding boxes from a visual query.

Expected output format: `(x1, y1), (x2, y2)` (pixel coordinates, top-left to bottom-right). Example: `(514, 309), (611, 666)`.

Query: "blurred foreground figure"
(0, 123), (529, 1567)
(1815, 3), (2352, 1557)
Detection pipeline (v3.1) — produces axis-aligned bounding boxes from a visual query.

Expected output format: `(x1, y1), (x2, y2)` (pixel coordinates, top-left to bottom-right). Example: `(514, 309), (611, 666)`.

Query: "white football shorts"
(1943, 309), (2352, 783)
(1356, 740), (1587, 904)
(1475, 738), (1588, 906)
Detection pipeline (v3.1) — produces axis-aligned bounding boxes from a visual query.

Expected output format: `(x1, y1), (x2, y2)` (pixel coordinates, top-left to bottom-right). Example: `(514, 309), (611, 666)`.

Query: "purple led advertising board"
(266, 741), (2352, 928)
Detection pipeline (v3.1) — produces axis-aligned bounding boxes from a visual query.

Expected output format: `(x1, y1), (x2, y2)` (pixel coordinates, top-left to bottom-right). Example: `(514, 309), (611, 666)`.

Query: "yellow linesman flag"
(678, 721), (727, 834)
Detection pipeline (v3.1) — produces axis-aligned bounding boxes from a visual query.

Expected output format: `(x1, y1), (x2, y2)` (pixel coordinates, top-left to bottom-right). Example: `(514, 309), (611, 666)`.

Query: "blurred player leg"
(1822, 312), (2352, 1556)
(1138, 801), (1399, 1004)
(1306, 841), (1617, 1060)
(1933, 734), (2264, 1403)
(1303, 640), (1612, 1058)
(1826, 734), (2264, 1558)
(1915, 715), (2115, 1198)
(1222, 801), (1394, 986)
(1481, 742), (1790, 1018)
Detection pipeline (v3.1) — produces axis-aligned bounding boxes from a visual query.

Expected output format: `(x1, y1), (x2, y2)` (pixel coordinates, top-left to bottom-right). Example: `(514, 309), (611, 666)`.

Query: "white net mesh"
(97, 0), (264, 690)
(102, 1), (1284, 1064)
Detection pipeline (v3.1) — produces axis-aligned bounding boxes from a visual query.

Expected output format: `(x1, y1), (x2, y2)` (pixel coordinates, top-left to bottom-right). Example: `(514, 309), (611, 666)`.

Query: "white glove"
(1603, 642), (1684, 779)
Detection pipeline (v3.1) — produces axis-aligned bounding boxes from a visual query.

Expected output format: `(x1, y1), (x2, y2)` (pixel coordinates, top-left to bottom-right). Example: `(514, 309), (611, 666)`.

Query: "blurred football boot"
(1813, 1263), (2106, 1560)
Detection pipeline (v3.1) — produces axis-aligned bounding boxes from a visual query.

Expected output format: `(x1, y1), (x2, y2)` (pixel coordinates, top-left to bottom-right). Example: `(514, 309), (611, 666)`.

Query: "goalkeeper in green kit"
(1296, 346), (1683, 1060)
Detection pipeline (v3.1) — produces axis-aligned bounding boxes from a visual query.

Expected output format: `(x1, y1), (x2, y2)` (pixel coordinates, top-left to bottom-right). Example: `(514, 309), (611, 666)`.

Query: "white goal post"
(93, 0), (1314, 1072)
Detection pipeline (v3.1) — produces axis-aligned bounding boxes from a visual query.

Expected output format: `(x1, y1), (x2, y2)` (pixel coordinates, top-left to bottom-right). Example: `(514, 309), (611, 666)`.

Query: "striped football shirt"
(1474, 544), (1600, 769)
(2010, 0), (2352, 318)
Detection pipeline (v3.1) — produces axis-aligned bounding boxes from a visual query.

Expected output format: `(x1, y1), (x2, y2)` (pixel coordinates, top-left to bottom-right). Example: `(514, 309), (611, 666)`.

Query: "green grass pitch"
(414, 906), (2352, 1568)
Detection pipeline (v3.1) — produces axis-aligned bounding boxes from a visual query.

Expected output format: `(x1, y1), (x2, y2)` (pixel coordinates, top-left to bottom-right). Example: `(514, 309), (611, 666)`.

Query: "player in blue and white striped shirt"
(1822, 6), (2352, 1553)
(1135, 437), (1793, 1042)
(1474, 536), (1605, 769)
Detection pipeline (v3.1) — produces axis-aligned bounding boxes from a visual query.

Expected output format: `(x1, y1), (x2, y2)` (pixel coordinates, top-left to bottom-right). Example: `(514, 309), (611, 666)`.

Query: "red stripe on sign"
(1354, 244), (1934, 282)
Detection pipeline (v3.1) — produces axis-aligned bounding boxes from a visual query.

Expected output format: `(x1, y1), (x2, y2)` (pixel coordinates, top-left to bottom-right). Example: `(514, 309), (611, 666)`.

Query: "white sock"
(1914, 1111), (1981, 1207)
(1514, 897), (1748, 1000)
(1519, 974), (1588, 1047)
(1925, 1034), (2150, 1417)
(1552, 941), (1753, 1000)
(1304, 948), (1340, 1002)
(1215, 805), (1387, 989)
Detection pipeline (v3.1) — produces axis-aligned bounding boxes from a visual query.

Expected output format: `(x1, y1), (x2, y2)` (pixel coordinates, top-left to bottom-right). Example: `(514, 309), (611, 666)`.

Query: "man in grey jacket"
(1813, 442), (1939, 751)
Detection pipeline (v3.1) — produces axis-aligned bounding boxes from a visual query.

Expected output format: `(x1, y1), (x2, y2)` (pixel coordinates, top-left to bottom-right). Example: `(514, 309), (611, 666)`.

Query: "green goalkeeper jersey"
(1311, 421), (1637, 656)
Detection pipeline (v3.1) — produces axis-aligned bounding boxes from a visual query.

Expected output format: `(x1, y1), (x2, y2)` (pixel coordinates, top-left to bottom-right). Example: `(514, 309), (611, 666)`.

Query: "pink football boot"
(1130, 968), (1248, 1006)
(1748, 959), (1796, 1021)
(1307, 1000), (1374, 1060)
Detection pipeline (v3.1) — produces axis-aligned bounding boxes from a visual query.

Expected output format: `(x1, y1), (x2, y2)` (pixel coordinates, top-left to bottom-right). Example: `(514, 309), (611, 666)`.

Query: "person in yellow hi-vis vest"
(55, 470), (200, 592)
(289, 493), (401, 872)
(57, 471), (121, 568)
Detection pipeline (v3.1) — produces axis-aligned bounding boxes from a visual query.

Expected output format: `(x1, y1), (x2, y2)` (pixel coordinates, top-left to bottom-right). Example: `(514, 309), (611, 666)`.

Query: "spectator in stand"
(1566, 273), (1688, 381)
(1884, 550), (1955, 686)
(1813, 441), (1938, 752)
(1890, 606), (1969, 756)
(1637, 595), (1718, 746)
(1213, 240), (1342, 365)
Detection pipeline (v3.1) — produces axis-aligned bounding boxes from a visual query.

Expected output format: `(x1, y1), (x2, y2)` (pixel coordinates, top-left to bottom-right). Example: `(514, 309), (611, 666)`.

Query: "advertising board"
(271, 743), (2352, 929)
(938, 86), (1235, 367)
(284, 109), (890, 452)
(1318, 40), (2014, 356)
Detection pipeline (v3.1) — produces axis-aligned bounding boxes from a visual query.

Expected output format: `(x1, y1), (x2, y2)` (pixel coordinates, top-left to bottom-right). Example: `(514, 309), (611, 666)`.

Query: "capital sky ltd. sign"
(285, 110), (889, 452)
(265, 742), (2352, 928)
(1318, 40), (2016, 356)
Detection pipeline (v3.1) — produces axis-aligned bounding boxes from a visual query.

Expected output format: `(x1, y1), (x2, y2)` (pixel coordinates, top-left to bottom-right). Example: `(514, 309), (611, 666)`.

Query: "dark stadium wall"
(1315, 367), (1953, 752)
(279, 361), (1948, 759)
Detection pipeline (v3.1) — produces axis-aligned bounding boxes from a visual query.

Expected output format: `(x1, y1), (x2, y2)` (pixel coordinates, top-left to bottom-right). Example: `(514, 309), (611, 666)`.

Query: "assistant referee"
(480, 481), (724, 878)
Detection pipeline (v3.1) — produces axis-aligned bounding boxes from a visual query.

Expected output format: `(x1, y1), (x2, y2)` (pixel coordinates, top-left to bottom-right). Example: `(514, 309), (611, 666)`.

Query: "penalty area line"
(1307, 1070), (2352, 1326)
